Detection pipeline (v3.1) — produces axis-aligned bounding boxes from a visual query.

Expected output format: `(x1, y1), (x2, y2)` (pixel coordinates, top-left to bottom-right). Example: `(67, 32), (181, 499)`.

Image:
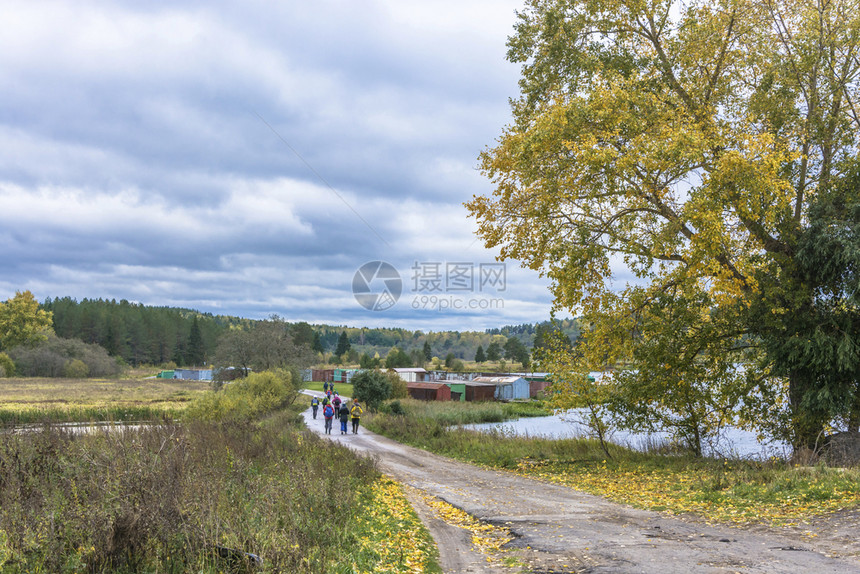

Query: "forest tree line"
(17, 297), (581, 371)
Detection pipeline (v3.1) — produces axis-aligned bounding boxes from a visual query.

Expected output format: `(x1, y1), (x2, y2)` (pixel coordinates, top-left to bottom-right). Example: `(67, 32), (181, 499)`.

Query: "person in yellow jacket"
(350, 400), (364, 434)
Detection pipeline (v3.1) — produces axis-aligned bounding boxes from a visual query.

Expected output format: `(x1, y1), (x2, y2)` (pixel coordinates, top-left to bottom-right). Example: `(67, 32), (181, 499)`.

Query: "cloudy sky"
(0, 0), (559, 331)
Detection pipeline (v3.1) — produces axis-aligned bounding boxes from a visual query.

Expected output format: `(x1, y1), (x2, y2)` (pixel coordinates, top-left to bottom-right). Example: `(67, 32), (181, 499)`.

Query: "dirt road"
(301, 401), (860, 573)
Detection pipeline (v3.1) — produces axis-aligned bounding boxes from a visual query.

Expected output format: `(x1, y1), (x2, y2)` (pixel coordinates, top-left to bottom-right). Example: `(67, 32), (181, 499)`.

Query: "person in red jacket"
(322, 403), (334, 434)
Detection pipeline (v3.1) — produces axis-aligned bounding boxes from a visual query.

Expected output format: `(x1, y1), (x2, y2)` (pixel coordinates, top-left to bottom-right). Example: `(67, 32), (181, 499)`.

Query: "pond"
(463, 410), (791, 460)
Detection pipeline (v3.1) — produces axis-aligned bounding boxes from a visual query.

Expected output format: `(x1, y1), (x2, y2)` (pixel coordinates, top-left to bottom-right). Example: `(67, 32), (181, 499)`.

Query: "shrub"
(64, 358), (90, 378)
(0, 352), (14, 377)
(352, 370), (392, 412)
(8, 335), (121, 377)
(387, 371), (408, 399)
(185, 369), (297, 422)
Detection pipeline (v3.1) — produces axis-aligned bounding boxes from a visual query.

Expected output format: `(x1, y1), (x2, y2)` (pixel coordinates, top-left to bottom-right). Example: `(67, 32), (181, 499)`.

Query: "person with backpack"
(322, 402), (334, 434)
(338, 402), (350, 435)
(323, 381), (329, 393)
(350, 400), (363, 434)
(332, 393), (342, 413)
(310, 396), (319, 419)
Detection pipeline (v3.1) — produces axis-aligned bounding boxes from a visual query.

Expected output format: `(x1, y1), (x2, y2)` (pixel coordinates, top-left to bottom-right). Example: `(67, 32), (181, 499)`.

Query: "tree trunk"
(789, 370), (825, 452)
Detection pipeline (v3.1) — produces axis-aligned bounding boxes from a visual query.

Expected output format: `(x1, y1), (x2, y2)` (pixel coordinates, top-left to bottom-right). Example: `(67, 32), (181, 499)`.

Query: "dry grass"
(0, 376), (210, 412)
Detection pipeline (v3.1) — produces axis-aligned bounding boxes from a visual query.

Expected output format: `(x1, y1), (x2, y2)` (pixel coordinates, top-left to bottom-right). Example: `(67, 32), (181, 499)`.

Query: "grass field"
(302, 381), (354, 397)
(0, 374), (211, 425)
(0, 376), (209, 410)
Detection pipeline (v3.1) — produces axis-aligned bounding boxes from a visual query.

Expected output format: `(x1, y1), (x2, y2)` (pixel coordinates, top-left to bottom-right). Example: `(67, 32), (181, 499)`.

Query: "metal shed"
(473, 376), (531, 401)
(462, 381), (496, 402)
(392, 368), (428, 382)
(445, 382), (466, 402)
(407, 382), (452, 401)
(172, 369), (213, 381)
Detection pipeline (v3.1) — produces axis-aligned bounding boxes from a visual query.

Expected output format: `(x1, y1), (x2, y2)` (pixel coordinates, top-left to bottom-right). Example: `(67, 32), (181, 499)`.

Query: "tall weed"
(0, 415), (378, 573)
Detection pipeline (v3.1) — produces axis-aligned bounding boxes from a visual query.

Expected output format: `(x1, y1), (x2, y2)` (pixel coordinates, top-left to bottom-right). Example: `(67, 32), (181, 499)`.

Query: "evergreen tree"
(312, 331), (325, 353)
(335, 331), (351, 357)
(423, 340), (432, 361)
(474, 345), (486, 363)
(187, 316), (205, 366)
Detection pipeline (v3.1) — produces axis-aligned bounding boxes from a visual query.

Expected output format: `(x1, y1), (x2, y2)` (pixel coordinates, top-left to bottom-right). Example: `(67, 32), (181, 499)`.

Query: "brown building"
(529, 378), (552, 397)
(462, 381), (496, 402)
(406, 382), (452, 401)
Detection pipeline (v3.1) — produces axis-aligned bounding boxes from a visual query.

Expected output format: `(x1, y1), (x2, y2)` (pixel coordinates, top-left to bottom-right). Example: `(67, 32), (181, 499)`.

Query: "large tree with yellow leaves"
(468, 0), (860, 452)
(0, 291), (53, 351)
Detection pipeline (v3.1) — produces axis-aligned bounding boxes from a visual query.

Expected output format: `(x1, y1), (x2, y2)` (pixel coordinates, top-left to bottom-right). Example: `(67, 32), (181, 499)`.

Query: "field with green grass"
(302, 381), (354, 397)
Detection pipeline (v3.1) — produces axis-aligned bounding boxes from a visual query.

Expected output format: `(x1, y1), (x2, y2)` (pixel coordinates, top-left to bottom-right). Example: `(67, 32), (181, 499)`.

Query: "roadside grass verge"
(0, 371), (438, 573)
(365, 401), (860, 527)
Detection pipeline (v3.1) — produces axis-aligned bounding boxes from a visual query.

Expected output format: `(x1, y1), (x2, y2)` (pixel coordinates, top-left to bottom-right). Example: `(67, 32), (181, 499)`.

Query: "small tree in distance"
(351, 370), (392, 412)
(475, 345), (486, 363)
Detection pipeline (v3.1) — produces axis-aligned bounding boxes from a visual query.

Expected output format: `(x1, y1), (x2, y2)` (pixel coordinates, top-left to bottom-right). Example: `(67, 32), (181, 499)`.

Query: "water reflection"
(463, 410), (790, 460)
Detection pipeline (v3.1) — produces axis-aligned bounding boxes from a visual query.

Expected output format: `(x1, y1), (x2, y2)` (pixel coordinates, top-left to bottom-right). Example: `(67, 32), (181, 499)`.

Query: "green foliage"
(467, 0), (860, 451)
(359, 352), (382, 369)
(533, 322), (572, 354)
(335, 330), (351, 357)
(290, 321), (315, 349)
(63, 358), (90, 378)
(474, 345), (486, 363)
(385, 347), (412, 368)
(503, 337), (530, 369)
(0, 353), (14, 377)
(748, 170), (860, 445)
(185, 369), (297, 422)
(351, 370), (392, 412)
(385, 400), (405, 415)
(0, 291), (52, 351)
(485, 342), (502, 362)
(44, 296), (229, 367)
(387, 371), (409, 399)
(186, 315), (205, 366)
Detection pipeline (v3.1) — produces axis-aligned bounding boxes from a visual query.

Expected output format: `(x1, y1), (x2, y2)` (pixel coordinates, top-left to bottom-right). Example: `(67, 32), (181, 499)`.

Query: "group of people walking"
(310, 387), (363, 435)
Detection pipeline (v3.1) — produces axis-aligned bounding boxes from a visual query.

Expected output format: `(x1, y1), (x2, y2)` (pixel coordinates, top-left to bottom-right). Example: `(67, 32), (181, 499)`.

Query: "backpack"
(311, 397), (319, 406)
(323, 405), (334, 418)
